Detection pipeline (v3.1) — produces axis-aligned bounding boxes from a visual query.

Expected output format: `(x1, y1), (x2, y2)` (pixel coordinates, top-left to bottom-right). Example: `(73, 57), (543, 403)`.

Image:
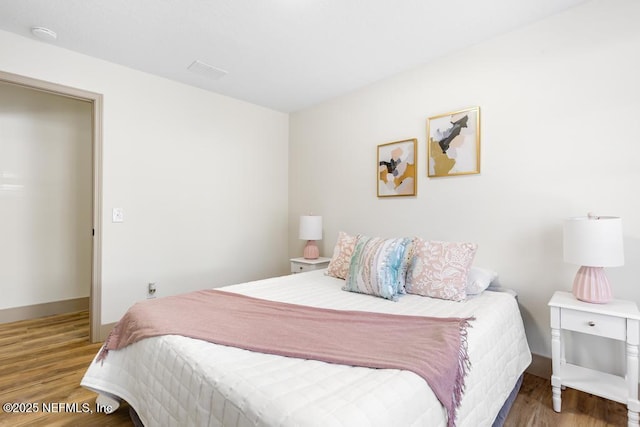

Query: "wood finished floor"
(0, 311), (629, 426)
(0, 311), (132, 426)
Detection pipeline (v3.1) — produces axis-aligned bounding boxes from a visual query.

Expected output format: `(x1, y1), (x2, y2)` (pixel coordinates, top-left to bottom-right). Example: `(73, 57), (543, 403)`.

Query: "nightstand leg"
(627, 320), (640, 427)
(552, 382), (562, 412)
(551, 327), (562, 412)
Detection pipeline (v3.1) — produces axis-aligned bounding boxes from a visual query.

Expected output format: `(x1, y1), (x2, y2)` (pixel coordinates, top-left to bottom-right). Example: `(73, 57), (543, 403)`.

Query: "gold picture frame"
(377, 138), (417, 197)
(427, 107), (480, 177)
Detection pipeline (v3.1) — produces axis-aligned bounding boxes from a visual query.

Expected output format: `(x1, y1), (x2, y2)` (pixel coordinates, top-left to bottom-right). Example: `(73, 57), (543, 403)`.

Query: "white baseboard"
(99, 322), (116, 341)
(526, 353), (551, 379)
(0, 297), (89, 323)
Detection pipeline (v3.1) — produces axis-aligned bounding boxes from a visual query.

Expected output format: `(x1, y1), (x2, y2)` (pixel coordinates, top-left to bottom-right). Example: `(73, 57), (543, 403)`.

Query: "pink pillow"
(405, 239), (477, 301)
(326, 232), (358, 279)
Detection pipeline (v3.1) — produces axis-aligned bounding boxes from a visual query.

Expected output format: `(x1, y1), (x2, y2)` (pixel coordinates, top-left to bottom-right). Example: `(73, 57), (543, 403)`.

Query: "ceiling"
(0, 0), (586, 112)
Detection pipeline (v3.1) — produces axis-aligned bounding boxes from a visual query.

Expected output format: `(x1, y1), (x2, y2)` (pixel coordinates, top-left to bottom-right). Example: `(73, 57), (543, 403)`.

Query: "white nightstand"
(289, 257), (330, 274)
(548, 291), (640, 426)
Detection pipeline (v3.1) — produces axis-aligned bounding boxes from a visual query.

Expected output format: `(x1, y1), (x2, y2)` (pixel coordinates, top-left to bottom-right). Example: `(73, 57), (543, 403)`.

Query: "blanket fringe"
(448, 317), (474, 427)
(96, 325), (117, 364)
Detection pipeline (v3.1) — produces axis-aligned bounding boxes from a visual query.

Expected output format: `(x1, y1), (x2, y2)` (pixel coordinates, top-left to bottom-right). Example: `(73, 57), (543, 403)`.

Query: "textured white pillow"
(466, 267), (498, 295)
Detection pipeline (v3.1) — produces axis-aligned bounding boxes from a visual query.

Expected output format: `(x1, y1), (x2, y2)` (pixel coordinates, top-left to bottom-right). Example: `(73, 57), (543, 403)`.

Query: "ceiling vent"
(187, 60), (228, 80)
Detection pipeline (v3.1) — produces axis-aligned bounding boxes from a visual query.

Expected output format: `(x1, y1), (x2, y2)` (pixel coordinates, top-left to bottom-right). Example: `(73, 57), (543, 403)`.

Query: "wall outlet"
(112, 207), (124, 223)
(147, 282), (157, 299)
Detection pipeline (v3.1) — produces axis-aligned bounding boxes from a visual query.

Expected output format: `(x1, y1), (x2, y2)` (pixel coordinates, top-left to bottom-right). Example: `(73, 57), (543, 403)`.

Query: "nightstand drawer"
(289, 257), (331, 274)
(292, 262), (316, 273)
(561, 309), (626, 340)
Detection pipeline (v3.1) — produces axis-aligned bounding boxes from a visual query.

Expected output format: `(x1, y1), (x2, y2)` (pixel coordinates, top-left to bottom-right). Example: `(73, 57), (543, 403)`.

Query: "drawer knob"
(588, 321), (595, 327)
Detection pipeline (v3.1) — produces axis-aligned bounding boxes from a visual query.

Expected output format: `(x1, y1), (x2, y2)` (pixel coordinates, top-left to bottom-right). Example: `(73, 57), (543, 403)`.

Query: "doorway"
(0, 70), (102, 343)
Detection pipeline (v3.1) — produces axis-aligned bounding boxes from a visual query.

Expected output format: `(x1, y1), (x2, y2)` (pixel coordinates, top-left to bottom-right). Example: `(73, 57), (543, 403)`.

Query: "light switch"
(112, 208), (124, 223)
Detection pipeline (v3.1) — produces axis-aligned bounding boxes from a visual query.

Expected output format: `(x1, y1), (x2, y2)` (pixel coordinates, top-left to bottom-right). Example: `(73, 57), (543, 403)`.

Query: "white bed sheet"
(81, 269), (531, 427)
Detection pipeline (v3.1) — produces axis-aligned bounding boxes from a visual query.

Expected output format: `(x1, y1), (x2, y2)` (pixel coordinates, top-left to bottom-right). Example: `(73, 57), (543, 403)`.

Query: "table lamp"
(299, 215), (322, 259)
(563, 214), (624, 303)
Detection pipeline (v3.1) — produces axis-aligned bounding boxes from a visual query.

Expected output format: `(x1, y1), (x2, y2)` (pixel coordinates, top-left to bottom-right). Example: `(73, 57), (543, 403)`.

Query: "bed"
(81, 267), (531, 427)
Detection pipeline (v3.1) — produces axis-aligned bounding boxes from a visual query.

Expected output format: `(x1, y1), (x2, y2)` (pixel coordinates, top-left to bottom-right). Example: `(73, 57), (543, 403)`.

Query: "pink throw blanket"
(99, 289), (473, 427)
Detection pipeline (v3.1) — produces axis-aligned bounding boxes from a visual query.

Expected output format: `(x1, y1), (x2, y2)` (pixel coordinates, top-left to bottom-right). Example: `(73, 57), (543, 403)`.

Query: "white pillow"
(466, 267), (498, 295)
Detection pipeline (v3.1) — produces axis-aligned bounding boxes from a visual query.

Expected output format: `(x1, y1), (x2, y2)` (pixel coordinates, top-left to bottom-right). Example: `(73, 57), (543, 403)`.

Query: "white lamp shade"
(299, 215), (322, 240)
(563, 216), (624, 267)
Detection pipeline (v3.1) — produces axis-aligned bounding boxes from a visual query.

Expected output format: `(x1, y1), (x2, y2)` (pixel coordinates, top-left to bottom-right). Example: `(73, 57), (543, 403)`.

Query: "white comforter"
(81, 270), (531, 427)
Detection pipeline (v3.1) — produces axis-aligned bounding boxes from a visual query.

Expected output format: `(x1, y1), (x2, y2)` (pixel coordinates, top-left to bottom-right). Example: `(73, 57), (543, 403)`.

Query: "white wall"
(0, 30), (289, 324)
(0, 83), (92, 309)
(289, 0), (640, 367)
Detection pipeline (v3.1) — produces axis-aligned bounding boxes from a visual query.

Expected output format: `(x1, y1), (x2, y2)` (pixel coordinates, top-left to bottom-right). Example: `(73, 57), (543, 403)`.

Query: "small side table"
(548, 291), (640, 426)
(290, 257), (330, 274)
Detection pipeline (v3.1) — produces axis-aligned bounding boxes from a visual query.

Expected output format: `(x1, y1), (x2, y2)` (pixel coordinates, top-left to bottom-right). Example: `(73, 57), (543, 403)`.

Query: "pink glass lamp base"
(303, 240), (319, 259)
(572, 266), (612, 304)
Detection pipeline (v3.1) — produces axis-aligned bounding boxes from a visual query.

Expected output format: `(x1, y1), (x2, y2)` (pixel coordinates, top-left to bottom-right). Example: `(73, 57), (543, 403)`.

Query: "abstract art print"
(377, 138), (417, 197)
(427, 107), (480, 177)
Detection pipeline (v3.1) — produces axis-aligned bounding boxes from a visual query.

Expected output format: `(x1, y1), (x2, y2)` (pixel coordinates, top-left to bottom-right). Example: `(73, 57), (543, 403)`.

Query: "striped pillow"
(343, 235), (414, 301)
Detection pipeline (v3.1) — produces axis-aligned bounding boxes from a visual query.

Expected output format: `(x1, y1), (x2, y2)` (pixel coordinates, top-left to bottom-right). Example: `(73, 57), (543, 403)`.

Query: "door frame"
(0, 70), (103, 343)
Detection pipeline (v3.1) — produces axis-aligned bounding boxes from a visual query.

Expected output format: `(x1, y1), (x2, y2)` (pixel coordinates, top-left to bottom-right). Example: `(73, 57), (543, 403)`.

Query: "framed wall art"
(377, 138), (417, 197)
(427, 106), (480, 177)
